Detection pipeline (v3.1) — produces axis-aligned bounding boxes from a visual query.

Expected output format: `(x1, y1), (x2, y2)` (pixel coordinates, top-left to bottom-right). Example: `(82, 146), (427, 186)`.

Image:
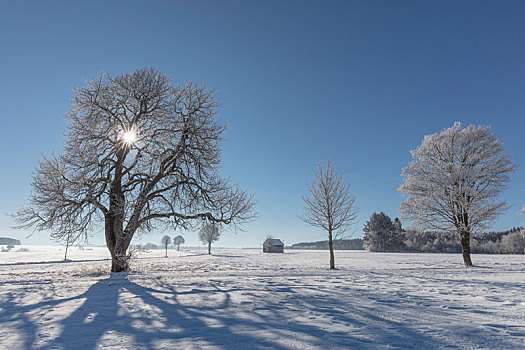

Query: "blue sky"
(1, 0), (524, 248)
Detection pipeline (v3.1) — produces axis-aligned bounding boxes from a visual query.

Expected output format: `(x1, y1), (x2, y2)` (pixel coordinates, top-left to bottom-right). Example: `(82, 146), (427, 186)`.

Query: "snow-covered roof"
(264, 239), (284, 246)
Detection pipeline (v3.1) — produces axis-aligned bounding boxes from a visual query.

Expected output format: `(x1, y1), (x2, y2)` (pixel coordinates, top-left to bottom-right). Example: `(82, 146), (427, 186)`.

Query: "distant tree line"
(290, 238), (364, 250)
(0, 237), (21, 245)
(292, 211), (525, 255)
(362, 211), (525, 254)
(404, 227), (525, 254)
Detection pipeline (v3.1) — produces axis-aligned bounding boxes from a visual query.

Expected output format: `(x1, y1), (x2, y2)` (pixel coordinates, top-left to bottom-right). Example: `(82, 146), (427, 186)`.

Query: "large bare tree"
(300, 160), (358, 269)
(16, 68), (256, 272)
(399, 122), (517, 266)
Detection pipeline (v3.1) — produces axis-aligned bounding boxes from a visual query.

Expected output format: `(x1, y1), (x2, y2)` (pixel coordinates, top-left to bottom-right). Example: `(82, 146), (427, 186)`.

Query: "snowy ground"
(0, 247), (524, 349)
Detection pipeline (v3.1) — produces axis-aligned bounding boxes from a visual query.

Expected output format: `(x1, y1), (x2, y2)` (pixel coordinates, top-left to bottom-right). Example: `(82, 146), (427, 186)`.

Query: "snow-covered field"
(0, 247), (524, 349)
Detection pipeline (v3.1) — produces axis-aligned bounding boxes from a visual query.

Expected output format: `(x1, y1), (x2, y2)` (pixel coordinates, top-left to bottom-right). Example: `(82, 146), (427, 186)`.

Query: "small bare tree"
(199, 223), (220, 254)
(399, 122), (517, 266)
(300, 160), (358, 269)
(161, 235), (171, 257)
(15, 68), (256, 272)
(62, 230), (75, 261)
(173, 235), (185, 251)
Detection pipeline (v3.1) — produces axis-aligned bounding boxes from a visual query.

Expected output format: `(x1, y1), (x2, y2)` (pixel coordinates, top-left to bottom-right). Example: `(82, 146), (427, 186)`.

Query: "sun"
(121, 130), (137, 145)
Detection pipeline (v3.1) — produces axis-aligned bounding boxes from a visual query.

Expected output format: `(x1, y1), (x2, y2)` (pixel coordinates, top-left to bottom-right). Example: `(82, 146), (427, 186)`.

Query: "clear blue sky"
(1, 0), (524, 248)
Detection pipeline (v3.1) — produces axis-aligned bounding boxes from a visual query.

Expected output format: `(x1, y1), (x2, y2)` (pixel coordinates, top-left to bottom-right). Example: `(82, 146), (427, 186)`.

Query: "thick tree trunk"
(177, 244), (180, 251)
(459, 229), (473, 267)
(105, 214), (132, 272)
(208, 241), (211, 254)
(328, 228), (335, 269)
(107, 158), (134, 272)
(111, 243), (130, 272)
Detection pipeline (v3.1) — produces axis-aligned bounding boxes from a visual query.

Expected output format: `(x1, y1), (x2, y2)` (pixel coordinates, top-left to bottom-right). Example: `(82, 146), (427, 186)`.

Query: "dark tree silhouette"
(15, 68), (256, 272)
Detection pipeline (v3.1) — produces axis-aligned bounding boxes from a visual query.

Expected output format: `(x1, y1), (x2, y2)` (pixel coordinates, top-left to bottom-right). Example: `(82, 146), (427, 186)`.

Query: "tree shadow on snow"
(48, 276), (298, 349)
(1, 274), (522, 349)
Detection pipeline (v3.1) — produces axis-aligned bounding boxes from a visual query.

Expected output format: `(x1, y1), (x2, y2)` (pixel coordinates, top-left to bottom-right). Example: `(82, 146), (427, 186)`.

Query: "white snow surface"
(0, 247), (524, 349)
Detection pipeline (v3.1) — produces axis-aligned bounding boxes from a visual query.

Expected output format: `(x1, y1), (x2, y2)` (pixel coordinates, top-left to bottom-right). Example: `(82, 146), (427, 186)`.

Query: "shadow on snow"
(0, 273), (521, 349)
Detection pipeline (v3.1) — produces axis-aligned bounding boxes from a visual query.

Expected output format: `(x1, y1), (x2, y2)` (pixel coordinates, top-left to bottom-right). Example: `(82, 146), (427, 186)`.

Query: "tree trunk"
(105, 214), (132, 272)
(165, 244), (168, 257)
(177, 244), (180, 251)
(107, 149), (133, 273)
(459, 229), (473, 267)
(64, 234), (70, 260)
(208, 241), (211, 254)
(328, 228), (335, 269)
(111, 243), (130, 272)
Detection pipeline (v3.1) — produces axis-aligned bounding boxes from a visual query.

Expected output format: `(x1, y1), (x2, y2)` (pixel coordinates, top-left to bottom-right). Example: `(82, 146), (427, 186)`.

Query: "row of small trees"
(301, 123), (519, 268)
(159, 223), (222, 257)
(159, 235), (185, 256)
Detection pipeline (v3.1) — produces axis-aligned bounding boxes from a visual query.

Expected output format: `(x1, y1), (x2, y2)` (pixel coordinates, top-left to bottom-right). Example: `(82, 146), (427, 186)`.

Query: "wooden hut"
(263, 238), (284, 253)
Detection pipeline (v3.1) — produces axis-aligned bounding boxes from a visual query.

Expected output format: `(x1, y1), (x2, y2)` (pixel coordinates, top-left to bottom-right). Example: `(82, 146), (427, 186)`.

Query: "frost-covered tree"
(173, 235), (185, 251)
(199, 223), (220, 254)
(391, 218), (406, 251)
(399, 122), (517, 266)
(363, 212), (390, 252)
(363, 212), (405, 252)
(161, 235), (171, 257)
(15, 68), (256, 272)
(500, 229), (525, 254)
(300, 160), (358, 269)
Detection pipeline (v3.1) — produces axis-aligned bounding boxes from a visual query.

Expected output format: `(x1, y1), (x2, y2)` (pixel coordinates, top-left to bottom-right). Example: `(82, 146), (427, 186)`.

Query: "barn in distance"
(263, 238), (284, 253)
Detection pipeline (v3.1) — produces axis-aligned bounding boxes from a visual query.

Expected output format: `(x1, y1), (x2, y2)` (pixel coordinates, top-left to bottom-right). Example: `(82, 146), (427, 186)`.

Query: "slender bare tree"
(161, 235), (171, 257)
(173, 235), (185, 251)
(15, 68), (256, 272)
(63, 231), (72, 261)
(199, 223), (220, 254)
(399, 122), (517, 266)
(300, 160), (358, 269)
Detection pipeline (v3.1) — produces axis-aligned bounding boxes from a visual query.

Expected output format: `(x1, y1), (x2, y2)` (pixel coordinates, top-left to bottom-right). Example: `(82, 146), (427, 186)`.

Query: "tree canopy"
(399, 122), (516, 266)
(16, 68), (256, 271)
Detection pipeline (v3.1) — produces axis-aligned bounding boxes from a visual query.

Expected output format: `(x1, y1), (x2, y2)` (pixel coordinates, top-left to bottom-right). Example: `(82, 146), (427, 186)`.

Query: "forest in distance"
(289, 226), (524, 254)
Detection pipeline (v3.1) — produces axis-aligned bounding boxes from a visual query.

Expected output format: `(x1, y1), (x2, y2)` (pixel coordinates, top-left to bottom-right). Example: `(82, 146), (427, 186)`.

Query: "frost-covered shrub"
(75, 265), (109, 278)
